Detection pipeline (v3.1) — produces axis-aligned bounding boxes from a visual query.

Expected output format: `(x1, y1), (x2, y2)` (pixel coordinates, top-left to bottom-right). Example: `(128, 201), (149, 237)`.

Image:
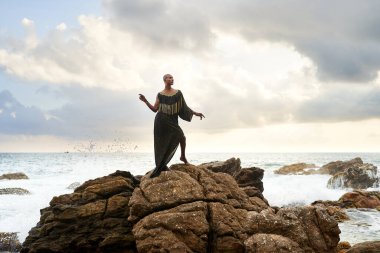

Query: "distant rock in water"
(0, 172), (29, 180)
(312, 190), (380, 223)
(21, 158), (341, 253)
(0, 187), (30, 195)
(327, 163), (379, 189)
(274, 163), (318, 175)
(317, 157), (363, 175)
(0, 232), (22, 252)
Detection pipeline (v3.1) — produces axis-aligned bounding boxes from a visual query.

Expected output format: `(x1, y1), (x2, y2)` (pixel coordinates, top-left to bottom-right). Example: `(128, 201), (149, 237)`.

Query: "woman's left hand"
(194, 112), (205, 120)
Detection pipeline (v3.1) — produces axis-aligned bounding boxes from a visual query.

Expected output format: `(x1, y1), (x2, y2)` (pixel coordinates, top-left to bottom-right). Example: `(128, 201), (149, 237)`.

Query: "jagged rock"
(198, 157), (241, 175)
(317, 157), (363, 175)
(129, 164), (340, 253)
(21, 159), (341, 253)
(327, 163), (378, 189)
(0, 232), (22, 252)
(274, 163), (318, 175)
(0, 172), (29, 180)
(344, 240), (380, 253)
(311, 201), (350, 222)
(234, 167), (264, 192)
(339, 190), (380, 209)
(0, 187), (30, 195)
(20, 170), (139, 253)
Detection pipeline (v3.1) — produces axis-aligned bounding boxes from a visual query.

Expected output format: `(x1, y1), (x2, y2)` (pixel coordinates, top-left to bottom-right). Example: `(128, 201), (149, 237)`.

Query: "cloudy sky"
(1, 0), (380, 152)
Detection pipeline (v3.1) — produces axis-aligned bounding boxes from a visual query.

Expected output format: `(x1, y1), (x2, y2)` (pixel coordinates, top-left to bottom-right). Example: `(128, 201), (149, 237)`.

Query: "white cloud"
(56, 22), (67, 31)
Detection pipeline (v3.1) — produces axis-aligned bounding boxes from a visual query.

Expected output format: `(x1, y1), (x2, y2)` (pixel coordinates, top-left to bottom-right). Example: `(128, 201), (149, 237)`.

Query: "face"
(164, 74), (174, 85)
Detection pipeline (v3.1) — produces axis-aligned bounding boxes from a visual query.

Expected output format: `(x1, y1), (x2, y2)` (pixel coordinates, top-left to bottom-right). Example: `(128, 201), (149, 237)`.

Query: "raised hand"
(138, 94), (147, 103)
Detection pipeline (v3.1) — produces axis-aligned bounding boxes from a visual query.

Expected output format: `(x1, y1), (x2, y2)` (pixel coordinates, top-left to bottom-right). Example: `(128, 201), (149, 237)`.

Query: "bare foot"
(180, 156), (189, 165)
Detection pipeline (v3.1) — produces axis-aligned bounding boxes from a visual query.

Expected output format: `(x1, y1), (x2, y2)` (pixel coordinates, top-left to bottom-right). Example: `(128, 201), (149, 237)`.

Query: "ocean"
(0, 152), (379, 245)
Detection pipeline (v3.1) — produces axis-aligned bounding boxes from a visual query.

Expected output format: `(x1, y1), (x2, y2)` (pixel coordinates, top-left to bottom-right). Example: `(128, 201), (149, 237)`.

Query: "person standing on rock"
(139, 74), (205, 178)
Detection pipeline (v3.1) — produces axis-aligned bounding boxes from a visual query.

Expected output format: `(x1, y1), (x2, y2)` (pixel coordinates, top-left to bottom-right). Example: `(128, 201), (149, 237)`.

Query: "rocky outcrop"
(130, 163), (340, 253)
(327, 163), (378, 189)
(21, 158), (341, 253)
(0, 172), (29, 180)
(317, 157), (364, 175)
(343, 240), (380, 253)
(20, 170), (140, 253)
(274, 163), (318, 175)
(0, 232), (22, 252)
(198, 157), (241, 175)
(0, 187), (30, 195)
(312, 190), (380, 223)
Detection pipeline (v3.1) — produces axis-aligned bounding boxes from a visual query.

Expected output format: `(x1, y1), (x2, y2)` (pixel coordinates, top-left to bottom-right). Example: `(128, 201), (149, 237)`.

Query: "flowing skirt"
(150, 112), (184, 178)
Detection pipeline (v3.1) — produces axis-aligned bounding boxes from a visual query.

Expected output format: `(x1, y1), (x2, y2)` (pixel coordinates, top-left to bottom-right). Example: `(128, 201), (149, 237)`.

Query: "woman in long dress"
(139, 74), (205, 178)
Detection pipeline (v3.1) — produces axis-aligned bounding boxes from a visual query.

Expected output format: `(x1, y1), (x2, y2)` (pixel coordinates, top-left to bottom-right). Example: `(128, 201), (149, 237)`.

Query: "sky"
(0, 0), (380, 153)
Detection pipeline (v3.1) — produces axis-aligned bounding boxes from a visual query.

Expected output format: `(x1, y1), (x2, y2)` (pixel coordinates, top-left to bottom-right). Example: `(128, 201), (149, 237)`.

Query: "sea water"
(0, 152), (379, 245)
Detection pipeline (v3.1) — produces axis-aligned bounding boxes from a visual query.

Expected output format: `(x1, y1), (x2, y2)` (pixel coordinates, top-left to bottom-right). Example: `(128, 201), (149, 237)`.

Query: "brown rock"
(245, 233), (304, 253)
(21, 170), (139, 253)
(234, 167), (264, 192)
(327, 163), (378, 189)
(198, 157), (241, 175)
(339, 190), (380, 208)
(0, 187), (30, 195)
(0, 172), (29, 180)
(130, 164), (340, 253)
(345, 240), (380, 253)
(274, 163), (317, 175)
(318, 157), (363, 175)
(337, 241), (351, 252)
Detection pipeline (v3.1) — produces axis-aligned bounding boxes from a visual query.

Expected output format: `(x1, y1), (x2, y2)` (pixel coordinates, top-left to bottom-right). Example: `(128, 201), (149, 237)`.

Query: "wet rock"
(345, 240), (380, 253)
(0, 187), (30, 195)
(317, 157), (363, 175)
(312, 201), (350, 222)
(327, 163), (378, 189)
(0, 232), (22, 252)
(274, 163), (318, 175)
(245, 233), (304, 253)
(0, 172), (29, 180)
(339, 190), (380, 209)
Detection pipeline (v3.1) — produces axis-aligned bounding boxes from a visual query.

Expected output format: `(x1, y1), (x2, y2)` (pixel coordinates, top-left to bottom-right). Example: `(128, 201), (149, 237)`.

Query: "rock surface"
(21, 158), (342, 253)
(274, 163), (318, 175)
(0, 172), (29, 180)
(317, 157), (364, 175)
(327, 163), (378, 189)
(21, 170), (139, 253)
(0, 187), (30, 195)
(344, 240), (380, 253)
(0, 232), (22, 252)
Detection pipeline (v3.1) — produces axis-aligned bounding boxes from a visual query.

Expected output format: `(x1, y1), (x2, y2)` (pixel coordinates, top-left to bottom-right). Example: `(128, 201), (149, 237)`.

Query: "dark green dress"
(150, 90), (193, 178)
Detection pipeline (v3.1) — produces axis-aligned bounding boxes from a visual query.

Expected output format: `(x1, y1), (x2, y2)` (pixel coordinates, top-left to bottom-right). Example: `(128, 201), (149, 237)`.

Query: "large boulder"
(274, 163), (318, 175)
(198, 157), (241, 175)
(0, 172), (29, 180)
(130, 164), (340, 253)
(20, 170), (140, 253)
(317, 157), (363, 175)
(327, 163), (378, 189)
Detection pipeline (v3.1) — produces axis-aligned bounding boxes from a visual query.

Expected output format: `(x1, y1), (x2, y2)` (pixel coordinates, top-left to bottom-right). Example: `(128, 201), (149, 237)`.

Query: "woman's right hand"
(139, 94), (147, 103)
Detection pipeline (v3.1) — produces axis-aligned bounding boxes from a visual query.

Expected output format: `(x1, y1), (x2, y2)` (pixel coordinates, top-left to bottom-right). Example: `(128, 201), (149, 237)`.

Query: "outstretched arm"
(139, 94), (159, 113)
